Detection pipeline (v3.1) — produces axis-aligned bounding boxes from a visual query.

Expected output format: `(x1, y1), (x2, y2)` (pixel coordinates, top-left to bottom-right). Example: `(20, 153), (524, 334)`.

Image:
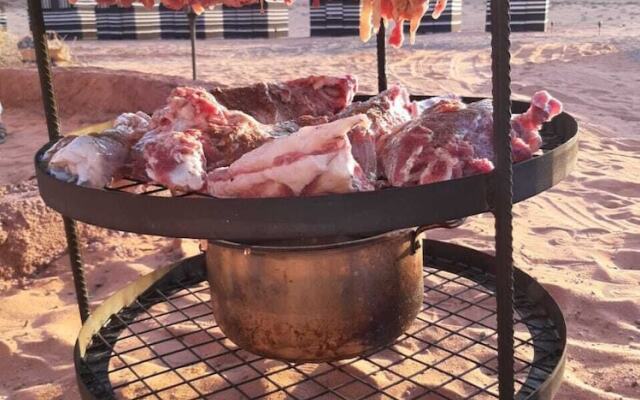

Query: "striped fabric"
(0, 5), (7, 32)
(41, 0), (287, 40)
(42, 0), (97, 39)
(410, 0), (461, 34)
(311, 0), (461, 37)
(485, 0), (549, 32)
(222, 1), (288, 39)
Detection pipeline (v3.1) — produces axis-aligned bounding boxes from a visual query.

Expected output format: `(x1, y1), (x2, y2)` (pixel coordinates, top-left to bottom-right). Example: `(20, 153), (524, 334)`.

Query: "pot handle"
(410, 218), (465, 254)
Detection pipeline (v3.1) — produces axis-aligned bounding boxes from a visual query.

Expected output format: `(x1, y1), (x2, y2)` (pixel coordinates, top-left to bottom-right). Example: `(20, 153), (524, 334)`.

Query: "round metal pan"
(35, 96), (578, 240)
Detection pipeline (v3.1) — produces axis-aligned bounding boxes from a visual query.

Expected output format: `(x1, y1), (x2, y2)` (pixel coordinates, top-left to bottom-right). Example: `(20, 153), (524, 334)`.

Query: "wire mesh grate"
(78, 255), (564, 400)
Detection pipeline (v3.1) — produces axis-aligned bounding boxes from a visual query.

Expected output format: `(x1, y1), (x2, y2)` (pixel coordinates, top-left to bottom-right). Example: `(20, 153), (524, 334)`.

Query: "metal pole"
(376, 22), (387, 92)
(188, 10), (197, 81)
(490, 0), (514, 398)
(28, 0), (91, 323)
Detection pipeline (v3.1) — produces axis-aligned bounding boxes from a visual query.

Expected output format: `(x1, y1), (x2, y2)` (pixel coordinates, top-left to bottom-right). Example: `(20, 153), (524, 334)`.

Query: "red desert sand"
(0, 0), (639, 398)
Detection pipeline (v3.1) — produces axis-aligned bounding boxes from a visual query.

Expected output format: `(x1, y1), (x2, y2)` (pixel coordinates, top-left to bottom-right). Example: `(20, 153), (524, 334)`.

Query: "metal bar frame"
(28, 0), (91, 323)
(29, 0), (517, 397)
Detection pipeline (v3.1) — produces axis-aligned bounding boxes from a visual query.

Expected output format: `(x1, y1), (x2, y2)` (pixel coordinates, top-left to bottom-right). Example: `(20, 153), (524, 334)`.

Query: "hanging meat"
(206, 115), (375, 198)
(360, 0), (448, 47)
(211, 75), (358, 124)
(379, 91), (563, 187)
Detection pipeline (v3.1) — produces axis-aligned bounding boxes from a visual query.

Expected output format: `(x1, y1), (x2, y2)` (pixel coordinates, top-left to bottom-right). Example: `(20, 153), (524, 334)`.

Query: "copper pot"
(206, 229), (425, 363)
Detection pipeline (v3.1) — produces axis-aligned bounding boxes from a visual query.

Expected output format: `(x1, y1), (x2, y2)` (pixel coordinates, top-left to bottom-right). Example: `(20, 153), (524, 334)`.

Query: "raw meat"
(42, 111), (152, 188)
(414, 94), (460, 114)
(379, 91), (563, 187)
(332, 85), (417, 178)
(360, 0), (448, 47)
(510, 90), (563, 162)
(151, 86), (353, 170)
(333, 85), (416, 141)
(150, 86), (282, 168)
(109, 111), (152, 143)
(43, 133), (130, 189)
(130, 129), (207, 192)
(211, 75), (358, 124)
(207, 115), (374, 198)
(151, 86), (226, 132)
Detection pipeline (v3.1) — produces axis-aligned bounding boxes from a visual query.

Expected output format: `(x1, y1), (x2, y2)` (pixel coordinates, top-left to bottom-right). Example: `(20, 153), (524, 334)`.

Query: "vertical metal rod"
(188, 10), (197, 81)
(376, 22), (387, 92)
(490, 0), (514, 398)
(28, 0), (90, 323)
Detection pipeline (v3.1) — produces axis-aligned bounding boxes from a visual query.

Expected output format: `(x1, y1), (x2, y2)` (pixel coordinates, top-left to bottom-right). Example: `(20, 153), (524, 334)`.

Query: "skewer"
(376, 21), (387, 92)
(188, 8), (198, 81)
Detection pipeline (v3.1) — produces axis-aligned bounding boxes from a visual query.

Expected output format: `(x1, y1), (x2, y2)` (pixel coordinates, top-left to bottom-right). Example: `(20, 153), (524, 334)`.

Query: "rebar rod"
(490, 0), (515, 398)
(376, 22), (387, 92)
(28, 0), (90, 323)
(188, 9), (197, 81)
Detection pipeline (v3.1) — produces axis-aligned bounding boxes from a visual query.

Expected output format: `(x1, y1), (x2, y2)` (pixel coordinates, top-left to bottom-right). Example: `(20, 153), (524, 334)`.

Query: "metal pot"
(206, 228), (424, 363)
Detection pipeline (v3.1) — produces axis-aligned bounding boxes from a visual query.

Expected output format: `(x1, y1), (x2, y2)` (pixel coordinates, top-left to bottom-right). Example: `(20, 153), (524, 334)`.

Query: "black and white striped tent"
(0, 4), (7, 32)
(42, 0), (287, 40)
(311, 0), (461, 37)
(96, 3), (161, 39)
(486, 0), (549, 32)
(42, 0), (96, 39)
(222, 1), (288, 39)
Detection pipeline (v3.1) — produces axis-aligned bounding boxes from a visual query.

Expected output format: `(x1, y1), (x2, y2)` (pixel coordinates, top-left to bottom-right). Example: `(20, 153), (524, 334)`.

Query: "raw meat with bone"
(129, 129), (207, 192)
(207, 115), (374, 198)
(150, 85), (358, 170)
(211, 75), (358, 124)
(42, 112), (152, 188)
(360, 0), (448, 47)
(150, 87), (294, 169)
(44, 133), (130, 189)
(379, 91), (563, 187)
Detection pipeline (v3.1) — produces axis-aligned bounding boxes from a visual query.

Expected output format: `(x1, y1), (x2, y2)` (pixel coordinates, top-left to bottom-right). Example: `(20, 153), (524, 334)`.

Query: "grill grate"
(78, 253), (564, 400)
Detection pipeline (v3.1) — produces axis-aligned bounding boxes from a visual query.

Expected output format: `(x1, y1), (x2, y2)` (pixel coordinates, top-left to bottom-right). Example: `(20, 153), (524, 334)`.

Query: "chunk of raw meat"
(510, 90), (563, 162)
(207, 115), (374, 198)
(414, 94), (460, 115)
(378, 113), (494, 187)
(43, 133), (130, 188)
(360, 0), (448, 47)
(150, 86), (358, 170)
(379, 91), (563, 187)
(151, 87), (226, 132)
(130, 129), (207, 192)
(333, 85), (416, 141)
(211, 75), (358, 124)
(150, 87), (284, 169)
(332, 85), (417, 178)
(109, 111), (152, 143)
(42, 111), (151, 188)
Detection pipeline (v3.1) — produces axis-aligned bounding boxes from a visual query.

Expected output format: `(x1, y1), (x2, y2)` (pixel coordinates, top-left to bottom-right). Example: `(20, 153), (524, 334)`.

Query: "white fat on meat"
(207, 115), (374, 198)
(111, 111), (152, 141)
(135, 129), (207, 192)
(151, 87), (225, 132)
(46, 134), (129, 188)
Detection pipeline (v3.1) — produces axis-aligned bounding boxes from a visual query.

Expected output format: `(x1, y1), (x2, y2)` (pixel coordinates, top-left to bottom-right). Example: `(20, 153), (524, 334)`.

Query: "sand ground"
(0, 0), (639, 399)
